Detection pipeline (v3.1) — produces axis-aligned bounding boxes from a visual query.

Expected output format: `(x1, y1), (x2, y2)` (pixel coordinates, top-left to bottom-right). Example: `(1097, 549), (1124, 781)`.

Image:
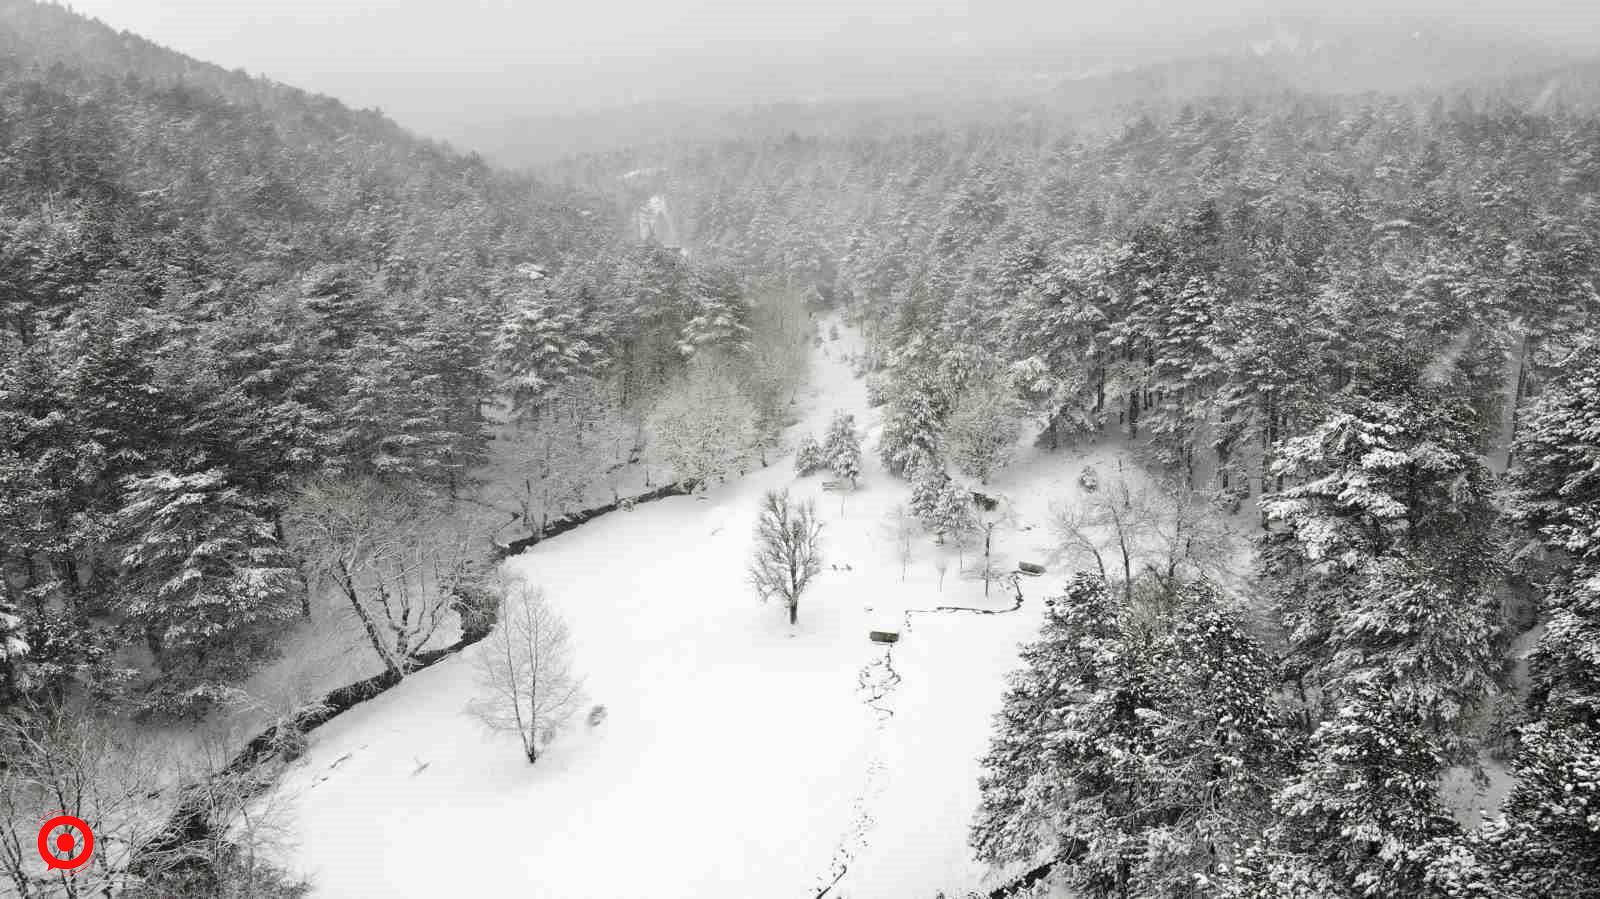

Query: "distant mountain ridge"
(1047, 19), (1579, 111)
(459, 18), (1590, 168)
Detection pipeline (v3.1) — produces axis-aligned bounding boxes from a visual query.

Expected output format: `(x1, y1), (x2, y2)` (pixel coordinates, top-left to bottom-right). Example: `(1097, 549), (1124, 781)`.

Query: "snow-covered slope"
(272, 318), (1156, 897)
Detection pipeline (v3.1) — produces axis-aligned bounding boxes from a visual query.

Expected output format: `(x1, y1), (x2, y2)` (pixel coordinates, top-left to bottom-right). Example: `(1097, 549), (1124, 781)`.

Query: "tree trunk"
(337, 561), (401, 679)
(788, 601), (798, 626)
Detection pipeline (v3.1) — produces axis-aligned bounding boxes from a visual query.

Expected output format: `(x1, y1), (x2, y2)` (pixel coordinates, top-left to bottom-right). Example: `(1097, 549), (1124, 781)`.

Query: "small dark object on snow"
(869, 631), (900, 644)
(587, 705), (608, 727)
(822, 478), (852, 492)
(1018, 562), (1046, 576)
(971, 491), (999, 511)
(1078, 465), (1100, 492)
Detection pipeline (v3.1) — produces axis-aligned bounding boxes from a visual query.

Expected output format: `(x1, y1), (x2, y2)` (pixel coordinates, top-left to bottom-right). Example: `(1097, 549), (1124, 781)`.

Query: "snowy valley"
(269, 320), (1181, 899)
(5, 3), (1600, 898)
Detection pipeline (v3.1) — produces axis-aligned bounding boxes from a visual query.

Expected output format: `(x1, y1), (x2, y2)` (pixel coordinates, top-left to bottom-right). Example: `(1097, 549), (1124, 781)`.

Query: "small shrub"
(1077, 465), (1100, 492)
(449, 577), (500, 643)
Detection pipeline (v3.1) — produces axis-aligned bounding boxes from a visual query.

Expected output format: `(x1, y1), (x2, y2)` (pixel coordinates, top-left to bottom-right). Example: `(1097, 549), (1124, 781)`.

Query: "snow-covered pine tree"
(114, 469), (299, 701)
(1262, 390), (1503, 733)
(1000, 245), (1116, 448)
(931, 480), (976, 556)
(794, 432), (825, 476)
(1324, 557), (1504, 748)
(876, 366), (948, 476)
(1505, 347), (1600, 723)
(0, 342), (93, 606)
(907, 456), (949, 526)
(971, 574), (1124, 865)
(679, 266), (751, 357)
(495, 276), (608, 416)
(335, 334), (430, 483)
(1482, 347), (1600, 893)
(1145, 274), (1223, 477)
(0, 584), (28, 703)
(301, 264), (378, 353)
(1508, 344), (1600, 576)
(1236, 681), (1460, 899)
(822, 410), (862, 485)
(408, 297), (494, 491)
(1262, 392), (1490, 567)
(973, 576), (1286, 896)
(1460, 719), (1600, 896)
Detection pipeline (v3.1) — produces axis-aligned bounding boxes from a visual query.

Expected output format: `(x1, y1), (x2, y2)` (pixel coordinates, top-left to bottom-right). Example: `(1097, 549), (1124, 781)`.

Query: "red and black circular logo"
(37, 815), (94, 872)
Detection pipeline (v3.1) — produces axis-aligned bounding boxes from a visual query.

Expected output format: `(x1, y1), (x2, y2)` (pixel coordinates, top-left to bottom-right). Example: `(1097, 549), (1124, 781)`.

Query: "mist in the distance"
(58, 0), (1600, 144)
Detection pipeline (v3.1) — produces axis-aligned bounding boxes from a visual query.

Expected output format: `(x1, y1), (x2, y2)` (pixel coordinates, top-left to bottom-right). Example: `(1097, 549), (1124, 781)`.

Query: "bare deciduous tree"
(130, 726), (310, 899)
(0, 700), (305, 899)
(512, 378), (631, 530)
(742, 282), (814, 464)
(646, 356), (757, 489)
(1051, 472), (1232, 602)
(1143, 477), (1234, 592)
(881, 503), (917, 581)
(0, 702), (160, 899)
(1052, 474), (1154, 601)
(965, 504), (1017, 598)
(468, 575), (584, 764)
(288, 479), (482, 679)
(748, 489), (824, 626)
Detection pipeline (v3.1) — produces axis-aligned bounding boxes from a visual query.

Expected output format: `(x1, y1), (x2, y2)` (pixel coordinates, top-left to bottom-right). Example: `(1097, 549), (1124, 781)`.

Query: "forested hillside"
(0, 3), (828, 895)
(562, 90), (1600, 895)
(0, 0), (788, 723)
(5, 0), (1600, 895)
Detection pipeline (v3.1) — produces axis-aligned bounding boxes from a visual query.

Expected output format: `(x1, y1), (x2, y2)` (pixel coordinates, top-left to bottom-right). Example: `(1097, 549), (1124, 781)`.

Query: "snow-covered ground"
(270, 319), (1166, 898)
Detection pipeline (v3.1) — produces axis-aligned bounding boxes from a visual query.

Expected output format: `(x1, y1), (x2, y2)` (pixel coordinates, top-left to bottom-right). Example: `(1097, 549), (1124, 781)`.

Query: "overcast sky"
(60, 0), (1600, 135)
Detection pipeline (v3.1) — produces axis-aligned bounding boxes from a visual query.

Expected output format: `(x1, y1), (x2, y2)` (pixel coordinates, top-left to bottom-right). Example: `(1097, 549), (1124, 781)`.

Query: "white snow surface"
(273, 319), (1152, 898)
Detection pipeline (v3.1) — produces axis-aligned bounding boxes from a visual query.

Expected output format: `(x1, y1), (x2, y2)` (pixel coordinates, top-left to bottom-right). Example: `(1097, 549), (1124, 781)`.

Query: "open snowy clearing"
(271, 321), (1178, 898)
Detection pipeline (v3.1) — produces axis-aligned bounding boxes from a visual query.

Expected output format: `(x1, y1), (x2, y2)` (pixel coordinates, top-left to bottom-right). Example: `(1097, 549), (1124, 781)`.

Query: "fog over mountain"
(62, 0), (1600, 150)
